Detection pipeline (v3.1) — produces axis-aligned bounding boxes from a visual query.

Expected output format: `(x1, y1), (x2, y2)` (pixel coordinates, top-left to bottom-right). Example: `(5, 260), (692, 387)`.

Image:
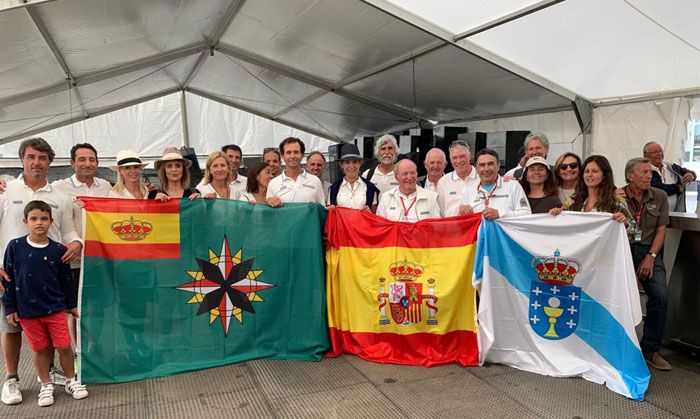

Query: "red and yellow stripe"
(325, 207), (481, 367)
(83, 198), (180, 259)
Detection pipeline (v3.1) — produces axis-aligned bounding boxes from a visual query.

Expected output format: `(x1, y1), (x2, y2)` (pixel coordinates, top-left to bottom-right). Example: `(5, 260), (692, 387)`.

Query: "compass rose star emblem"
(175, 236), (275, 335)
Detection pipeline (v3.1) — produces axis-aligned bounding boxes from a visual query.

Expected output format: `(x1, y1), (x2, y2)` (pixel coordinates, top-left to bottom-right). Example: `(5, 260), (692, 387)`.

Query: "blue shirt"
(2, 236), (75, 318)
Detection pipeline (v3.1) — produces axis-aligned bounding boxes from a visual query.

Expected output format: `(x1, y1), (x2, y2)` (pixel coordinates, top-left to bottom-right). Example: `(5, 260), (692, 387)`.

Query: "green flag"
(80, 198), (329, 383)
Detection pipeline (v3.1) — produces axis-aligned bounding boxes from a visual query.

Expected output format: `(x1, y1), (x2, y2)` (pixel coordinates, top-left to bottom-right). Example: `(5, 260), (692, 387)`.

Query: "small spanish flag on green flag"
(80, 198), (329, 383)
(325, 207), (481, 366)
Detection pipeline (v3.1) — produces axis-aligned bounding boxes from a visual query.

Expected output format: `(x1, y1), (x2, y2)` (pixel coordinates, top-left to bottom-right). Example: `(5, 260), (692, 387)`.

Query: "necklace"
(344, 179), (359, 198)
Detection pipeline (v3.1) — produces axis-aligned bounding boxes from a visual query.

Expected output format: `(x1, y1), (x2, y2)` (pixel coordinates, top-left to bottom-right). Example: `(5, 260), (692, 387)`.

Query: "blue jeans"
(630, 243), (668, 353)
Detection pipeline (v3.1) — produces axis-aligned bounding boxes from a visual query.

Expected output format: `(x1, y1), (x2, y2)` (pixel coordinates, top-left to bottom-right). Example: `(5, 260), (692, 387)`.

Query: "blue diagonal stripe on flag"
(474, 219), (649, 400)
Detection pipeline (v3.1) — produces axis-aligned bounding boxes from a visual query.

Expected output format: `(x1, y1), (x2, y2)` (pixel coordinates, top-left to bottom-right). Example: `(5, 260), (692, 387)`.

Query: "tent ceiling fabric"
(16, 0), (699, 145)
(389, 0), (700, 101)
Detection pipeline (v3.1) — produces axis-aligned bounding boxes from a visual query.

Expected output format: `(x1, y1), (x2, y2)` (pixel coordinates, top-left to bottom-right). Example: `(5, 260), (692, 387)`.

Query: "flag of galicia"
(474, 213), (650, 401)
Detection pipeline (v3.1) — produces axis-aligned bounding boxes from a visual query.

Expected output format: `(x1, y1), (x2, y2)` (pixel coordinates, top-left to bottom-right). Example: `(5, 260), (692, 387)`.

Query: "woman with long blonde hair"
(108, 150), (148, 199)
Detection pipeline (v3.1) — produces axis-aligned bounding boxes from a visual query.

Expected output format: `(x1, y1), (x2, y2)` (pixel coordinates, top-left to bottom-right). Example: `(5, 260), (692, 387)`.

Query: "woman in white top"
(199, 151), (239, 200)
(239, 161), (282, 207)
(108, 149), (148, 199)
(327, 144), (379, 212)
(554, 152), (581, 203)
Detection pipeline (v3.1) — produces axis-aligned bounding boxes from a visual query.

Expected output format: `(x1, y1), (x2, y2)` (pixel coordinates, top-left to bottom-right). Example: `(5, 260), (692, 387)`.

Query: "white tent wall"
(0, 92), (335, 165)
(184, 93), (334, 156)
(590, 97), (692, 185)
(0, 94), (182, 164)
(445, 110), (584, 166)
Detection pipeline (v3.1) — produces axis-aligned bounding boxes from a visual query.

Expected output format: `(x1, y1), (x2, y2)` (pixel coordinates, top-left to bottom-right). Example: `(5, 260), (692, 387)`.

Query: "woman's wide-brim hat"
(154, 150), (192, 171)
(339, 143), (363, 161)
(109, 149), (147, 172)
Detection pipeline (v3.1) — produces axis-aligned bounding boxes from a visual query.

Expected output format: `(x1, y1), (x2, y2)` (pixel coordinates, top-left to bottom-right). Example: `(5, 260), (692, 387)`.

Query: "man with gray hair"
(623, 157), (671, 371)
(362, 134), (399, 200)
(510, 132), (551, 180)
(643, 141), (696, 212)
(437, 140), (477, 217)
(377, 159), (441, 222)
(419, 148), (447, 192)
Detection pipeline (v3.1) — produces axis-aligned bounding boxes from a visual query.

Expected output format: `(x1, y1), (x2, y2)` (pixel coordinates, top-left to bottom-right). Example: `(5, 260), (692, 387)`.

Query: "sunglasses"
(558, 162), (579, 171)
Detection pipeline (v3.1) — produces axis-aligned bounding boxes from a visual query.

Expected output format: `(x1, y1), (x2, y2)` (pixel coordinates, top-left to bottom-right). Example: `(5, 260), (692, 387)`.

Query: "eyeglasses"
(558, 162), (579, 171)
(263, 147), (279, 153)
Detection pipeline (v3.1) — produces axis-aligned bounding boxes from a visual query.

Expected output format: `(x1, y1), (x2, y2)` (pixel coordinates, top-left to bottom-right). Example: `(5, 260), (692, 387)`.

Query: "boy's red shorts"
(18, 312), (71, 351)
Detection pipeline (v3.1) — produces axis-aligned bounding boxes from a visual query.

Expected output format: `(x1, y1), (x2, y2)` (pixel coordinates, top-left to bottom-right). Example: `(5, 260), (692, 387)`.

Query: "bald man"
(419, 148), (447, 192)
(377, 159), (441, 222)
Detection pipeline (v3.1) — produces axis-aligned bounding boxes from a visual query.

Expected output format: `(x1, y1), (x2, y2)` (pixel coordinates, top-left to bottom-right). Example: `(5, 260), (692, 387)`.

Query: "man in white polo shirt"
(266, 137), (325, 204)
(437, 140), (478, 217)
(51, 143), (112, 351)
(0, 138), (82, 405)
(221, 144), (247, 194)
(377, 159), (441, 222)
(306, 151), (331, 205)
(419, 148), (446, 192)
(362, 134), (399, 199)
(462, 148), (531, 220)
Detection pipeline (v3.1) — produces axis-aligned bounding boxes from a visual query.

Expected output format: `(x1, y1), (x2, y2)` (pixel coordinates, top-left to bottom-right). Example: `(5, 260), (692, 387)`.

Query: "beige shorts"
(0, 293), (22, 334)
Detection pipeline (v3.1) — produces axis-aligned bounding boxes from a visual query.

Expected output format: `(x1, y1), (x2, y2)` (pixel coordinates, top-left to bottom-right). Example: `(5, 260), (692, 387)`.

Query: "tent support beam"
(453, 0), (565, 40)
(0, 0), (55, 12)
(439, 105), (573, 125)
(187, 88), (342, 142)
(26, 5), (89, 118)
(0, 43), (208, 109)
(179, 90), (190, 147)
(217, 43), (419, 123)
(594, 86), (700, 107)
(361, 0), (581, 102)
(573, 96), (593, 134)
(181, 0), (246, 89)
(0, 88), (180, 145)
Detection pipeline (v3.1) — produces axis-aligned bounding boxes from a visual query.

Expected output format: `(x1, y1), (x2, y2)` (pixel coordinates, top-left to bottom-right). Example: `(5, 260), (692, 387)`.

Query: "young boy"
(2, 201), (88, 407)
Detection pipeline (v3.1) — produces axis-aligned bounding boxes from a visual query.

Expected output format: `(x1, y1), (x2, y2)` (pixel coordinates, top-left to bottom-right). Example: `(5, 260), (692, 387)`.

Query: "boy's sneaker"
(38, 384), (54, 407)
(36, 367), (67, 386)
(65, 378), (88, 400)
(1, 378), (22, 405)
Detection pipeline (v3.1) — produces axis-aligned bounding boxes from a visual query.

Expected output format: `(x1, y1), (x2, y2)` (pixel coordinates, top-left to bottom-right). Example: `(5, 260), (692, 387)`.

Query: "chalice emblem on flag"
(528, 249), (582, 340)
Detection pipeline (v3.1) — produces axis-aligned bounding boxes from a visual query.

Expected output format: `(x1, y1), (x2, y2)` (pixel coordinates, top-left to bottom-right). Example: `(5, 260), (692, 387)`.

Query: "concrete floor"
(0, 342), (698, 418)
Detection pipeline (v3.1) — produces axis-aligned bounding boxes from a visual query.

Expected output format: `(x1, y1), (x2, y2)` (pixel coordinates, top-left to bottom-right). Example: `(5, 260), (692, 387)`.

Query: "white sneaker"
(36, 367), (67, 386)
(1, 378), (22, 405)
(65, 379), (88, 400)
(38, 384), (54, 407)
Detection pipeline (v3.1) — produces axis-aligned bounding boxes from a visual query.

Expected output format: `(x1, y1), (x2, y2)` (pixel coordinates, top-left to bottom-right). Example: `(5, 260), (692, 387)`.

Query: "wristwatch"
(647, 252), (657, 258)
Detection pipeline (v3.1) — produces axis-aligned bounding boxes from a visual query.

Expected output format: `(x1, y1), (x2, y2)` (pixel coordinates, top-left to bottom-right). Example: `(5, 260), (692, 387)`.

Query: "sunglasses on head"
(559, 162), (579, 170)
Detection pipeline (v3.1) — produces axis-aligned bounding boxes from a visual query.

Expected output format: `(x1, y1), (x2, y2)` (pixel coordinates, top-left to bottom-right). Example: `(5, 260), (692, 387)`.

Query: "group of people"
(0, 132), (695, 407)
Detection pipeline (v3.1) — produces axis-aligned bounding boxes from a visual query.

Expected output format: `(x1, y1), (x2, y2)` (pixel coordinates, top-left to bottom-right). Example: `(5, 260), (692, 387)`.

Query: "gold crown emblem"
(531, 249), (581, 285)
(389, 258), (423, 282)
(111, 216), (153, 241)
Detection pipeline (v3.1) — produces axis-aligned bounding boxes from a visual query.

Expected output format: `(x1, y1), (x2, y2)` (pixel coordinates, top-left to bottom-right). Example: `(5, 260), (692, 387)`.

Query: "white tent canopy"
(1, 0), (698, 166)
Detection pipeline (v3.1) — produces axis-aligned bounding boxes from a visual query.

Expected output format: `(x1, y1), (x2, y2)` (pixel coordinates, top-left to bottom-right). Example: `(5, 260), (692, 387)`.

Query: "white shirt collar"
(281, 169), (308, 182)
(70, 173), (101, 188)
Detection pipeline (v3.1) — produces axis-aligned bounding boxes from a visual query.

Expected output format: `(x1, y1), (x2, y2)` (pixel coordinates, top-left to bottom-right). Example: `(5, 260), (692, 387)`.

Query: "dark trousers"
(630, 243), (668, 353)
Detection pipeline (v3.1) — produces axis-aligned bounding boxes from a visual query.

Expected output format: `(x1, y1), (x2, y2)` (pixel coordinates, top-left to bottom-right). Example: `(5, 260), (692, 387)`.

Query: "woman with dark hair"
(550, 155), (631, 223)
(239, 161), (282, 207)
(148, 149), (200, 201)
(519, 157), (561, 213)
(554, 152), (582, 202)
(328, 144), (379, 212)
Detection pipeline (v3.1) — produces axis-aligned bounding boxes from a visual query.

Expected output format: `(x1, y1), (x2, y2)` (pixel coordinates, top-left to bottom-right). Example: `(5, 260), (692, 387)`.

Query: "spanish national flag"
(325, 207), (481, 366)
(83, 198), (180, 259)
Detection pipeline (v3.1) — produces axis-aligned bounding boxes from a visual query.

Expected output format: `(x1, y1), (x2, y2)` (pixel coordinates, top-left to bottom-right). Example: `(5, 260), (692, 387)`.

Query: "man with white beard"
(362, 134), (399, 200)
